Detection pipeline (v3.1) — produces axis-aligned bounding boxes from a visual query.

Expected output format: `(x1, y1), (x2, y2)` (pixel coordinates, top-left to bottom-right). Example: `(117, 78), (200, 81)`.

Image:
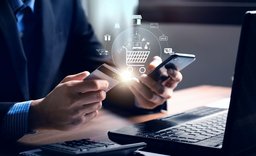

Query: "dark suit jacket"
(0, 0), (109, 120)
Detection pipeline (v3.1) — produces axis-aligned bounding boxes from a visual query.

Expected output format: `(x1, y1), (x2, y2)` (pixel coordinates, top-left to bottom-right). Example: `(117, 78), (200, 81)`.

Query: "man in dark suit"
(0, 0), (182, 142)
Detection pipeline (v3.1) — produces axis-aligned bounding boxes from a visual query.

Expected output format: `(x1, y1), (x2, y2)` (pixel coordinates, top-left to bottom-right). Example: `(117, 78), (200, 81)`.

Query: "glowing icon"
(132, 15), (142, 25)
(150, 23), (159, 29)
(164, 48), (173, 54)
(132, 32), (142, 50)
(132, 42), (142, 49)
(124, 45), (150, 74)
(114, 23), (120, 29)
(159, 34), (168, 41)
(133, 32), (141, 41)
(96, 49), (109, 56)
(144, 42), (150, 50)
(104, 34), (111, 41)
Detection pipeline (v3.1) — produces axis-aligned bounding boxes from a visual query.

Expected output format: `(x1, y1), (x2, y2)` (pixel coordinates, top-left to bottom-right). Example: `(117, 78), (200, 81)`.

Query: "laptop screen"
(223, 11), (256, 155)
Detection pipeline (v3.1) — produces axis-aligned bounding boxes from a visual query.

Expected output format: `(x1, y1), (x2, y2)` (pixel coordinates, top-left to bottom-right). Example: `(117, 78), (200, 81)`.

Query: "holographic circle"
(111, 27), (161, 77)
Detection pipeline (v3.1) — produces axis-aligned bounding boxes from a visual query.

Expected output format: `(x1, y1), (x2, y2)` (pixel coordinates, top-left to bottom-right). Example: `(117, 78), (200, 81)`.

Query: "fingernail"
(168, 69), (175, 76)
(84, 71), (90, 76)
(104, 81), (109, 89)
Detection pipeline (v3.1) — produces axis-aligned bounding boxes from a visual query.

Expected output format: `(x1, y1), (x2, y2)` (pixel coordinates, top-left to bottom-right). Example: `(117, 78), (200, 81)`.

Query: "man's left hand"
(128, 56), (182, 109)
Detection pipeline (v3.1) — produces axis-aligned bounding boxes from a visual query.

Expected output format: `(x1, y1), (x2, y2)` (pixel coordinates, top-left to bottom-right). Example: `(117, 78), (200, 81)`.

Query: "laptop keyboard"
(139, 111), (227, 144)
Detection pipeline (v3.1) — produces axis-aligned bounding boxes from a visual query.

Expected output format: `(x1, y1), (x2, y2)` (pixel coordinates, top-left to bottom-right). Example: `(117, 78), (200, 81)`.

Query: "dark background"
(138, 0), (256, 89)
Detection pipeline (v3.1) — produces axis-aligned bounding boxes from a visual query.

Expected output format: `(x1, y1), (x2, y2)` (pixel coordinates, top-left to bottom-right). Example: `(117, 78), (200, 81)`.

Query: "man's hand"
(129, 56), (182, 109)
(29, 71), (109, 131)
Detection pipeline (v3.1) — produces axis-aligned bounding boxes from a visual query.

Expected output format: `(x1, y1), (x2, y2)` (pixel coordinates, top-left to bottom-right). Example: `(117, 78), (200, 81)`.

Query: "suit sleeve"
(0, 101), (31, 142)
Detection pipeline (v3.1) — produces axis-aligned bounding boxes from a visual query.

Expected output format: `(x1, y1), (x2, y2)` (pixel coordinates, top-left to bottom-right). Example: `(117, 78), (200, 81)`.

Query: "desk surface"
(18, 85), (231, 146)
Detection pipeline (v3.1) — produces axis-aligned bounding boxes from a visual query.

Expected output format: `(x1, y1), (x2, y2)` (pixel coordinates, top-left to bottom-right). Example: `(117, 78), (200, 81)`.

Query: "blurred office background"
(82, 0), (256, 90)
(82, 0), (138, 43)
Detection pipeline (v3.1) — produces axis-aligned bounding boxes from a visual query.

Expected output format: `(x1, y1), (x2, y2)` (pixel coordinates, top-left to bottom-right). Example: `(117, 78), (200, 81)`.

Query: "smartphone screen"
(148, 53), (196, 81)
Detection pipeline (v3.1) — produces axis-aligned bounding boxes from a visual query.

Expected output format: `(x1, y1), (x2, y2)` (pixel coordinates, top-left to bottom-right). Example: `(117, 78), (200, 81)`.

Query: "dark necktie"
(17, 1), (39, 98)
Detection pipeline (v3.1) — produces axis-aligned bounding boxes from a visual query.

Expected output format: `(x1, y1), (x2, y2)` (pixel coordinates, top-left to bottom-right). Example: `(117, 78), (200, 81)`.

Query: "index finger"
(70, 79), (109, 93)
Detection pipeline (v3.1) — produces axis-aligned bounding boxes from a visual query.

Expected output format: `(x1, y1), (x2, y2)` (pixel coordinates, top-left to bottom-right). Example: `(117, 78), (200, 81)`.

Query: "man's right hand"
(29, 71), (109, 131)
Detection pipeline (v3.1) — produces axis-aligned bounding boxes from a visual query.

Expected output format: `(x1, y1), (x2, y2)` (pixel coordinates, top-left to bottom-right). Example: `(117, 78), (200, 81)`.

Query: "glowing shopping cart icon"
(124, 47), (150, 73)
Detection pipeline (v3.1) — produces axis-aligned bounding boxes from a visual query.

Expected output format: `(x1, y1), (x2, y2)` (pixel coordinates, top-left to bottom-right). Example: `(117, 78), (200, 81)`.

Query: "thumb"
(61, 71), (90, 83)
(147, 56), (162, 73)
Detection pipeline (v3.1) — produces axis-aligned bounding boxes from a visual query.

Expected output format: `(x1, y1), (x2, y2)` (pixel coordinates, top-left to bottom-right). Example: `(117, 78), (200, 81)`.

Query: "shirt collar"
(9, 0), (35, 13)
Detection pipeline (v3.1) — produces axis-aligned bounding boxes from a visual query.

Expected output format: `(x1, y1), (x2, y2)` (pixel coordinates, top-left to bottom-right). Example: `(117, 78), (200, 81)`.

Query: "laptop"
(108, 11), (256, 156)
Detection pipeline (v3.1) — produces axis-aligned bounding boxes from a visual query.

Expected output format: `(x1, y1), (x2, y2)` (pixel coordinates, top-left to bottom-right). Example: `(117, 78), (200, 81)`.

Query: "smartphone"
(85, 63), (120, 91)
(148, 53), (196, 81)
